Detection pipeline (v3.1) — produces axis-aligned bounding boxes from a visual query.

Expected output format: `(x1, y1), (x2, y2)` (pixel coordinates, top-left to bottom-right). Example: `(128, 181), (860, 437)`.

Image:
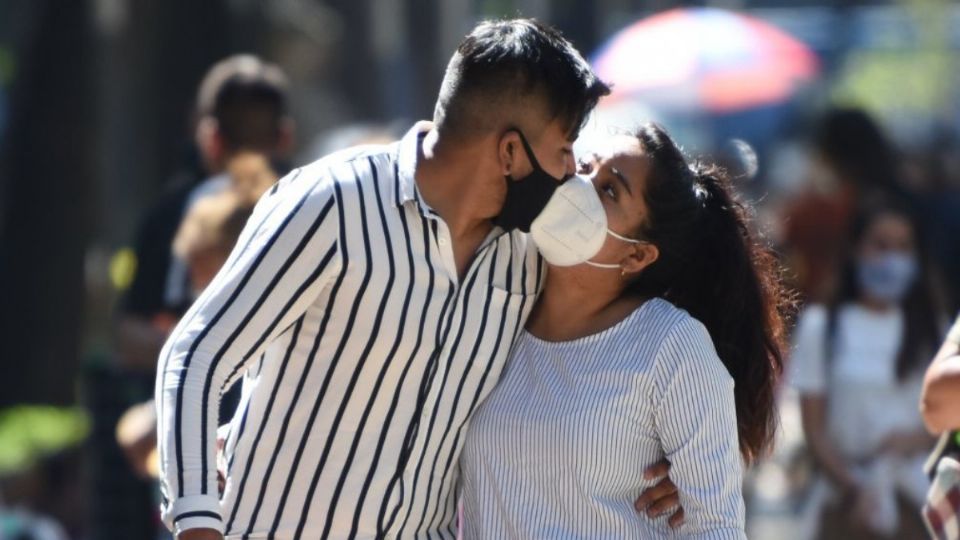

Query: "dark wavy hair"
(627, 123), (793, 463)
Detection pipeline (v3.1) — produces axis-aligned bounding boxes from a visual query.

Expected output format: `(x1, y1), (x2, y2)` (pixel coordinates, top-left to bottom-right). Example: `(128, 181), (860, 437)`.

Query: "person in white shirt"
(791, 202), (940, 539)
(460, 124), (791, 538)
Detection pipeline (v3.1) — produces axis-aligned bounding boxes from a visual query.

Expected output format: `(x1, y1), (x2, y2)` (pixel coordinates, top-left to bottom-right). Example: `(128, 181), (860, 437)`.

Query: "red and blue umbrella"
(591, 8), (819, 113)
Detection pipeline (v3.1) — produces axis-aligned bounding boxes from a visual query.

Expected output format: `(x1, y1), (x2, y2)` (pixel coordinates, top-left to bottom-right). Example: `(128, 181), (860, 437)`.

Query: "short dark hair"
(434, 19), (609, 140)
(196, 55), (289, 152)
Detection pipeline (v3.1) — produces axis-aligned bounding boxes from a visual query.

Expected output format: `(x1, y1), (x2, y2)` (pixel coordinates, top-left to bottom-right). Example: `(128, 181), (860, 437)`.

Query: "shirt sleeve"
(947, 314), (960, 346)
(787, 304), (829, 395)
(653, 317), (746, 540)
(154, 166), (342, 535)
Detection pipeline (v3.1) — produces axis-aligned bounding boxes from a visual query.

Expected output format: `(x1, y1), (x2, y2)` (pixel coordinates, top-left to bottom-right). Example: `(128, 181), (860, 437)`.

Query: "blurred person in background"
(116, 54), (292, 373)
(905, 132), (960, 316)
(782, 108), (914, 304)
(118, 191), (256, 489)
(91, 54), (290, 540)
(790, 201), (940, 539)
(918, 315), (960, 540)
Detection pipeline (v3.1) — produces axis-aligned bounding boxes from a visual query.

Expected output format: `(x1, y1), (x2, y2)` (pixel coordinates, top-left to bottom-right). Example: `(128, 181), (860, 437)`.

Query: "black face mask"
(492, 128), (569, 233)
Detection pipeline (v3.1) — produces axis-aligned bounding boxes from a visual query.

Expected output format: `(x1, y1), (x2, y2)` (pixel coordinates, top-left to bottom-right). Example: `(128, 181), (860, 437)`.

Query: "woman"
(459, 124), (791, 538)
(791, 203), (940, 539)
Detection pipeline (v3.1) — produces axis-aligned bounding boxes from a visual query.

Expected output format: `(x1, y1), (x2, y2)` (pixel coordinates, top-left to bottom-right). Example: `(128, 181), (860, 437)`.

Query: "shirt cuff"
(163, 494), (224, 536)
(947, 316), (960, 346)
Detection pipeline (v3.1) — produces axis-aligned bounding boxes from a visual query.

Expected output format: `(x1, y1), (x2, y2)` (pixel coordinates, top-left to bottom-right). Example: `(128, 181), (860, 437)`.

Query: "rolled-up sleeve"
(653, 318), (747, 540)
(154, 166), (342, 535)
(947, 314), (960, 346)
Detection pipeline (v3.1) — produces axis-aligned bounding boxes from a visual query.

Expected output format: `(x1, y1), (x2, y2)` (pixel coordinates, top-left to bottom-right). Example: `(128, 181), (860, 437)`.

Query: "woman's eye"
(602, 183), (616, 199)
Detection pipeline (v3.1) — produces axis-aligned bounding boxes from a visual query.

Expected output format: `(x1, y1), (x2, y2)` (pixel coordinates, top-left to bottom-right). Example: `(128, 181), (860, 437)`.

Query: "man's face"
(509, 118), (577, 181)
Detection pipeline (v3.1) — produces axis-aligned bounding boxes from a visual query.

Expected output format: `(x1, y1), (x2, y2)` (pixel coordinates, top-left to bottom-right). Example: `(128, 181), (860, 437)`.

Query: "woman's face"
(855, 211), (919, 305)
(858, 212), (914, 260)
(577, 135), (653, 266)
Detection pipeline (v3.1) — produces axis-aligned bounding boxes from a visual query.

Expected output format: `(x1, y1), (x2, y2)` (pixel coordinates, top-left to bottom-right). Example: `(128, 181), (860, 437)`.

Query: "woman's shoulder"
(636, 299), (717, 362)
(640, 299), (733, 392)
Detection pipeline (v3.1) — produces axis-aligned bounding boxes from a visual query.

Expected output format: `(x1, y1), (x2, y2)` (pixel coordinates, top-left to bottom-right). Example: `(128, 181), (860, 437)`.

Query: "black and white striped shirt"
(156, 122), (542, 539)
(460, 298), (746, 539)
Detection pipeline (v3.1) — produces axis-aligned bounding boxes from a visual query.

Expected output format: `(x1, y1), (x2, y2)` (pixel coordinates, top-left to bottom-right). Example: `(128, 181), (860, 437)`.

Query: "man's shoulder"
(298, 142), (399, 186)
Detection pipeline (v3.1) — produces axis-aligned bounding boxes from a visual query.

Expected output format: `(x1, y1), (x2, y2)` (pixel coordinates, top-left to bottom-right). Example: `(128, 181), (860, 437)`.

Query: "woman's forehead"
(598, 135), (649, 184)
(595, 134), (643, 160)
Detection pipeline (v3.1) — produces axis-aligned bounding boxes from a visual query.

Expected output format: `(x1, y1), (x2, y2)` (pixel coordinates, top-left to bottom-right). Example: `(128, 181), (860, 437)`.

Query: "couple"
(157, 18), (788, 539)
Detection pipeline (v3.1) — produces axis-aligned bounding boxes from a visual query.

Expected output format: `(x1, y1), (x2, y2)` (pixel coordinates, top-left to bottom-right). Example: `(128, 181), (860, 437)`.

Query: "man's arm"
(921, 317), (960, 434)
(156, 167), (341, 537)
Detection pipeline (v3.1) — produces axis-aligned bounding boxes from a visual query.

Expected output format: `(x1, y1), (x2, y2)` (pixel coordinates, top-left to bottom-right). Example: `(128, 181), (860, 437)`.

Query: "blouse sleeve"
(653, 317), (746, 540)
(788, 304), (829, 395)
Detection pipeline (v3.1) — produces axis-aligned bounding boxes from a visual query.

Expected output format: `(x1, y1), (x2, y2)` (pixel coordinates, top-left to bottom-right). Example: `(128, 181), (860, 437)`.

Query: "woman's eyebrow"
(611, 166), (632, 195)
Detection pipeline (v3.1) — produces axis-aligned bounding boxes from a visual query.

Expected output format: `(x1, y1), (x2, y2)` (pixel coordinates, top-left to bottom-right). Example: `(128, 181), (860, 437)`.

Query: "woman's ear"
(621, 242), (659, 276)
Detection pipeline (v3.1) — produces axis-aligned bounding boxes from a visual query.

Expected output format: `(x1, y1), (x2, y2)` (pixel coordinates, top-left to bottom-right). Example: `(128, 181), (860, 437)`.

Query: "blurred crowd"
(3, 22), (960, 540)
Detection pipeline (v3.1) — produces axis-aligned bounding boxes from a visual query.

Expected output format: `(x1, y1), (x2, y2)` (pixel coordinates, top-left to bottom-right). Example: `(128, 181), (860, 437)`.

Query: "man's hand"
(178, 529), (224, 540)
(635, 459), (684, 529)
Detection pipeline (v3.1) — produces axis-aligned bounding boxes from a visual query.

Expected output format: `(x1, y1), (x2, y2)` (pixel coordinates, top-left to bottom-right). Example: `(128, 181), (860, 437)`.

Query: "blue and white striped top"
(459, 298), (746, 539)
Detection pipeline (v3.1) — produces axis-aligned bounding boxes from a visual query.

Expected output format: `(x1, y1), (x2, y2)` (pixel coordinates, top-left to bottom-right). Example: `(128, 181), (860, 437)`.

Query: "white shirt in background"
(789, 303), (929, 535)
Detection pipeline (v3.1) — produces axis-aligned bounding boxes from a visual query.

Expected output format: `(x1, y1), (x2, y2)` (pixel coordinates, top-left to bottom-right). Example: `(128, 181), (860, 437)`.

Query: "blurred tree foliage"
(831, 0), (956, 116)
(0, 406), (89, 475)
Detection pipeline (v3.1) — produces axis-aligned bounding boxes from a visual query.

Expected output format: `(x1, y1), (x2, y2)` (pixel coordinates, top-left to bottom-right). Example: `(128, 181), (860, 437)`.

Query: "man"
(118, 54), (293, 370)
(158, 19), (675, 540)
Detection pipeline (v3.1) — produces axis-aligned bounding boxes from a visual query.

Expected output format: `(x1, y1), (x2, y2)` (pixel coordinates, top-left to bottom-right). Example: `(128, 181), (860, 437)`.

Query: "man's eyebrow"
(611, 166), (632, 195)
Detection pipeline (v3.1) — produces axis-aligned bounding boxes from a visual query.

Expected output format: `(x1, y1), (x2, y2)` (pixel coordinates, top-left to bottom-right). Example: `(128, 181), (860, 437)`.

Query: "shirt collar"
(393, 120), (434, 208)
(393, 120), (513, 246)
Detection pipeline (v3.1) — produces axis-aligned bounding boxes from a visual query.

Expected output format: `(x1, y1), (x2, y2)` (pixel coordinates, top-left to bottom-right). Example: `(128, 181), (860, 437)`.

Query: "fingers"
(645, 492), (680, 519)
(643, 459), (671, 481)
(668, 508), (685, 529)
(634, 477), (678, 512)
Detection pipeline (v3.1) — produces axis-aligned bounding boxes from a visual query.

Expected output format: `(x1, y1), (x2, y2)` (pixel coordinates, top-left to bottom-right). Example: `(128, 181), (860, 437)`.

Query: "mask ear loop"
(583, 231), (643, 270)
(507, 127), (544, 172)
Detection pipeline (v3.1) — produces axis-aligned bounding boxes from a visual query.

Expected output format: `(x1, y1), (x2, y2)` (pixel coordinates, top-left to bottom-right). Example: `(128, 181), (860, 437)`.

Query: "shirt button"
(438, 237), (447, 246)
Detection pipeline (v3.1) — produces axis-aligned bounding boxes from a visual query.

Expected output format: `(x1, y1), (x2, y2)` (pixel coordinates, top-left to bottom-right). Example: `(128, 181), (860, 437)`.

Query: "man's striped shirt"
(156, 122), (543, 539)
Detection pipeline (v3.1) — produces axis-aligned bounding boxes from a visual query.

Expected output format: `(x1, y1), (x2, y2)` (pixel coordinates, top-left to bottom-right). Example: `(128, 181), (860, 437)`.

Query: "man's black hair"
(434, 19), (610, 140)
(196, 55), (289, 152)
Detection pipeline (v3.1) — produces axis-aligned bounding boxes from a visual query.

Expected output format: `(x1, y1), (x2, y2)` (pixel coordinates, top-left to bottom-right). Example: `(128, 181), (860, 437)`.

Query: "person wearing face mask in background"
(790, 202), (942, 540)
(459, 124), (792, 538)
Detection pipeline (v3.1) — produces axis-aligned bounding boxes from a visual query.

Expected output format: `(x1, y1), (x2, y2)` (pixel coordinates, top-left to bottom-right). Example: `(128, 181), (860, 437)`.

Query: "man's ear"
(621, 242), (659, 276)
(498, 130), (519, 176)
(498, 130), (533, 178)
